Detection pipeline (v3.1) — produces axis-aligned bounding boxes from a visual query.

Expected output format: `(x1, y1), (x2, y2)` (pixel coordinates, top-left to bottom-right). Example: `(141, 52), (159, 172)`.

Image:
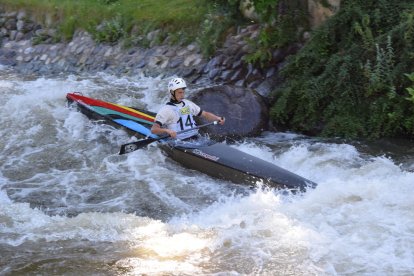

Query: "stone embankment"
(0, 10), (300, 96)
(0, 10), (302, 136)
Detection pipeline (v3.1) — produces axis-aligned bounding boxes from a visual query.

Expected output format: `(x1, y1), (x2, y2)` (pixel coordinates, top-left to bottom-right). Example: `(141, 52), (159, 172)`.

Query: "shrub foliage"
(270, 0), (414, 139)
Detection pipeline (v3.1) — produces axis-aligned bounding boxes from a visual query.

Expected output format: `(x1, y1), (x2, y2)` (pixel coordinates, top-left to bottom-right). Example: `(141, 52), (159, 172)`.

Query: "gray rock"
(0, 27), (7, 36)
(16, 11), (26, 20)
(189, 85), (269, 138)
(169, 57), (183, 69)
(208, 68), (220, 79)
(220, 69), (234, 81)
(4, 18), (16, 30)
(15, 31), (24, 41)
(9, 30), (16, 40)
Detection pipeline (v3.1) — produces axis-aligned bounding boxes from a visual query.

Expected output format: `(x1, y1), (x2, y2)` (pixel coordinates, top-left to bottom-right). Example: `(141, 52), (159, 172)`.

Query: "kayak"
(66, 92), (316, 192)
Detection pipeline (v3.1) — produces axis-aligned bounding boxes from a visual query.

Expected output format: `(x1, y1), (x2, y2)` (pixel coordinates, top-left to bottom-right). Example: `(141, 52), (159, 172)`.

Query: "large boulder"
(189, 85), (269, 139)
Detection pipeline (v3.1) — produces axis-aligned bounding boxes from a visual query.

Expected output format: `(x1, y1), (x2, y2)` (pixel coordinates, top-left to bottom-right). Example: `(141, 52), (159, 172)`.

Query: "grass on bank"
(0, 0), (208, 29)
(0, 0), (230, 53)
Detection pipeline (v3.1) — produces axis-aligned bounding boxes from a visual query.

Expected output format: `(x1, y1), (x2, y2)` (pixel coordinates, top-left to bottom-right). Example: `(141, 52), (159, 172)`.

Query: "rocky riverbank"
(0, 10), (302, 97)
(0, 9), (304, 136)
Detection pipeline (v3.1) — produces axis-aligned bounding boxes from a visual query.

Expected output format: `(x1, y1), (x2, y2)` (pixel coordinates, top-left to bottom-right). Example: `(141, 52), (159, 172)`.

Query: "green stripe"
(92, 106), (154, 125)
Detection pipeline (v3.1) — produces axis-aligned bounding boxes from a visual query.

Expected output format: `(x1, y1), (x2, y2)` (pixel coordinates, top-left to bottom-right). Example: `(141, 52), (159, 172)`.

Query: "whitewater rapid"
(0, 68), (413, 275)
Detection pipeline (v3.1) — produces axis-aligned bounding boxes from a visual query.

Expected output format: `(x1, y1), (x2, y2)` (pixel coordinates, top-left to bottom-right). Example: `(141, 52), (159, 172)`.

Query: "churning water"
(0, 67), (413, 275)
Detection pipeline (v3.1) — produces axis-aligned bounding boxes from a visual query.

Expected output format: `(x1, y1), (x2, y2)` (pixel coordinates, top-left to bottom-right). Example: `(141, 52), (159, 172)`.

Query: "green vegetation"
(406, 73), (414, 104)
(0, 0), (242, 53)
(242, 0), (309, 66)
(270, 0), (414, 139)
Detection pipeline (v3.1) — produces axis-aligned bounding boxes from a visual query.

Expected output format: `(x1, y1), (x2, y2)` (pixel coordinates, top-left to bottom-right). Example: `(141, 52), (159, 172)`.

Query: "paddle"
(119, 120), (218, 155)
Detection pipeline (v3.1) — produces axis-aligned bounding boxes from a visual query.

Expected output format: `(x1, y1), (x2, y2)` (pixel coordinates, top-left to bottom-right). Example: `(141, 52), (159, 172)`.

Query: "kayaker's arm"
(151, 122), (177, 138)
(201, 111), (225, 125)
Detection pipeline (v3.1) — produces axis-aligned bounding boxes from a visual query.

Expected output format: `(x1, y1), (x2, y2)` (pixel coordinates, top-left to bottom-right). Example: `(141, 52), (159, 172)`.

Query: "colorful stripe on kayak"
(67, 92), (158, 138)
(67, 92), (155, 124)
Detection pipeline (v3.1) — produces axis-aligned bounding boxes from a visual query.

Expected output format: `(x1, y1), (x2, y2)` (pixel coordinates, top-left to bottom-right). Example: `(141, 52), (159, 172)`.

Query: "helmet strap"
(170, 90), (180, 103)
(170, 90), (183, 104)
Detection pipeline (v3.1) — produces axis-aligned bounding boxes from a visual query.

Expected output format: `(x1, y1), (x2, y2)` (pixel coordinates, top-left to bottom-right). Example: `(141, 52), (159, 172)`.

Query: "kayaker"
(151, 77), (225, 139)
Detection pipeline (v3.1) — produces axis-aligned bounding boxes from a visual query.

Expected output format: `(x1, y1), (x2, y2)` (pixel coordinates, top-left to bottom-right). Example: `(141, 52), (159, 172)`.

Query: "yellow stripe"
(112, 103), (155, 120)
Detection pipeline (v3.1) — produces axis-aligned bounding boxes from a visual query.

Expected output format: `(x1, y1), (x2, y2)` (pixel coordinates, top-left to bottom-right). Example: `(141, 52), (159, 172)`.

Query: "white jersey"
(154, 99), (202, 139)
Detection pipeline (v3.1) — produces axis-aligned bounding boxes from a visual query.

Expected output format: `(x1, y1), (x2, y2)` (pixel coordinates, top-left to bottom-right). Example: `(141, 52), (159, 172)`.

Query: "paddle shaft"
(119, 120), (218, 155)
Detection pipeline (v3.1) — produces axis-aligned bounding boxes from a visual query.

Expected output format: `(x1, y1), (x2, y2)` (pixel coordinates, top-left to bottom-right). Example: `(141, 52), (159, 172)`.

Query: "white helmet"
(168, 77), (187, 93)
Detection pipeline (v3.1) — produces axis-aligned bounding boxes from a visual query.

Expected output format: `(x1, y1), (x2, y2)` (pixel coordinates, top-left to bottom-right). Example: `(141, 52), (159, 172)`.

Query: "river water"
(0, 67), (413, 275)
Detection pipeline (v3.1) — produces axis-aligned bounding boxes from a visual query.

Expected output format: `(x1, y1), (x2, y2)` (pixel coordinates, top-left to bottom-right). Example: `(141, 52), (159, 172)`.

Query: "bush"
(197, 1), (245, 57)
(270, 0), (414, 139)
(92, 15), (125, 44)
(243, 0), (309, 66)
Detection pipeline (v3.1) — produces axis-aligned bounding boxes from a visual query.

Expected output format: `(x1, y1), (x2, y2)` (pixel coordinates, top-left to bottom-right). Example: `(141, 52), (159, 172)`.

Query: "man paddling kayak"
(151, 77), (225, 139)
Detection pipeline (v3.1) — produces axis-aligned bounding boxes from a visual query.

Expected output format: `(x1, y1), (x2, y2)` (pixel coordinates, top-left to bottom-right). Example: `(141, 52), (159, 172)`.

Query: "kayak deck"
(164, 142), (315, 191)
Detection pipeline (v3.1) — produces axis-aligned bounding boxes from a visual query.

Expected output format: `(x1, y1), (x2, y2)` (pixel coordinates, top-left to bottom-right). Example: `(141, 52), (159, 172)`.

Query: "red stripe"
(67, 93), (155, 122)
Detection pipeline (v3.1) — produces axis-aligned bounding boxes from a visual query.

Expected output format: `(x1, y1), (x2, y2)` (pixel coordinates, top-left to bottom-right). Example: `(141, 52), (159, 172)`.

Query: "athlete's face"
(174, 88), (185, 101)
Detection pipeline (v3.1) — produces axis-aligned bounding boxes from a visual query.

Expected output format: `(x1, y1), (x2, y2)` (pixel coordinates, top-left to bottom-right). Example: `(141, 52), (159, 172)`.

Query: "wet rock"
(4, 18), (16, 30)
(220, 70), (233, 81)
(136, 59), (147, 68)
(189, 85), (269, 138)
(17, 20), (35, 33)
(9, 30), (17, 40)
(208, 68), (220, 79)
(0, 57), (15, 66)
(16, 11), (26, 20)
(183, 53), (202, 67)
(0, 27), (7, 36)
(168, 57), (183, 69)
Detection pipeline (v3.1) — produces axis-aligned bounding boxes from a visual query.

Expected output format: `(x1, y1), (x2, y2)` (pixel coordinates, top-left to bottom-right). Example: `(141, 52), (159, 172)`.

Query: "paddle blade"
(119, 138), (157, 155)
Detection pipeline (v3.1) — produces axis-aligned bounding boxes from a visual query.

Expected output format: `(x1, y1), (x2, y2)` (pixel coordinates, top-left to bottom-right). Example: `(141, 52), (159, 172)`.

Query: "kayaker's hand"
(218, 117), (225, 125)
(165, 129), (177, 138)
